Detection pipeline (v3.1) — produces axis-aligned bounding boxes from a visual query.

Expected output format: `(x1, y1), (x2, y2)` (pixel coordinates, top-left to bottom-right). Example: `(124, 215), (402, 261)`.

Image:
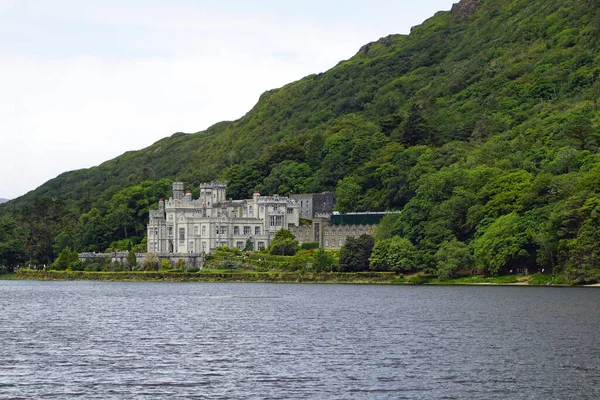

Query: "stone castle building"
(289, 192), (336, 219)
(143, 181), (389, 268)
(290, 212), (385, 250)
(147, 182), (300, 256)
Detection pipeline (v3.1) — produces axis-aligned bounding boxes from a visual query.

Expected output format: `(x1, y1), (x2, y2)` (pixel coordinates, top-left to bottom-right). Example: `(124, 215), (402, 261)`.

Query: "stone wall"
(78, 252), (205, 269)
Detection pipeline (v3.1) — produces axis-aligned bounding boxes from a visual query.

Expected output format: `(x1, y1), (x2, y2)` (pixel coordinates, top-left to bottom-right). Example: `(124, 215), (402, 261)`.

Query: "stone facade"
(290, 192), (336, 219)
(147, 182), (300, 255)
(290, 216), (376, 250)
(78, 251), (204, 268)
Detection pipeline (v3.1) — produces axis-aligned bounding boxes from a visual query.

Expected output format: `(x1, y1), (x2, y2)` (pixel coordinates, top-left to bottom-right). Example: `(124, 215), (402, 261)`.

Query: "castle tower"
(200, 183), (211, 206)
(173, 182), (184, 200)
(199, 182), (227, 205)
(214, 181), (227, 203)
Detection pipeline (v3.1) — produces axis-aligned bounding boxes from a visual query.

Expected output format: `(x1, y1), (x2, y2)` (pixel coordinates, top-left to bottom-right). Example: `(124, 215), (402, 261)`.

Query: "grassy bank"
(1, 270), (576, 286)
(8, 269), (397, 284)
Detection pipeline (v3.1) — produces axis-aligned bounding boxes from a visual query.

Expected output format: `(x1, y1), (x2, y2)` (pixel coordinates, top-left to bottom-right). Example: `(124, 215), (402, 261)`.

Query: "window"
(202, 242), (207, 251)
(287, 208), (293, 214)
(168, 227), (173, 236)
(255, 226), (261, 235)
(216, 226), (227, 235)
(201, 226), (206, 235)
(257, 242), (265, 251)
(179, 228), (185, 244)
(244, 226), (251, 235)
(288, 223), (294, 228)
(236, 241), (244, 249)
(325, 231), (328, 236)
(339, 239), (343, 247)
(194, 226), (198, 235)
(234, 226), (240, 235)
(189, 241), (194, 253)
(273, 204), (279, 211)
(325, 239), (329, 247)
(338, 231), (342, 236)
(270, 216), (275, 227)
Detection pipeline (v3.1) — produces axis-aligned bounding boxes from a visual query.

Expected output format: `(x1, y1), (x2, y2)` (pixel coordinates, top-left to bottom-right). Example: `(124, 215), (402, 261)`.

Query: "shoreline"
(0, 270), (584, 287)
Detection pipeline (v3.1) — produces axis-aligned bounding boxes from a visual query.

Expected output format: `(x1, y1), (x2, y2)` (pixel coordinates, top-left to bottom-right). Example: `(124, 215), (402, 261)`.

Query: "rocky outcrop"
(451, 0), (482, 18)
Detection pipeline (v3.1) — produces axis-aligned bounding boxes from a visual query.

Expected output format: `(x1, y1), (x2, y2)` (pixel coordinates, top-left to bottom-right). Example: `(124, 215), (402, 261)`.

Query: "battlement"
(200, 181), (227, 189)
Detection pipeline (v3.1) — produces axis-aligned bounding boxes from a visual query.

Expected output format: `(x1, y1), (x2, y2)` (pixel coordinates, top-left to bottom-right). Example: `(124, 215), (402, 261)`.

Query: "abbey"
(147, 182), (300, 255)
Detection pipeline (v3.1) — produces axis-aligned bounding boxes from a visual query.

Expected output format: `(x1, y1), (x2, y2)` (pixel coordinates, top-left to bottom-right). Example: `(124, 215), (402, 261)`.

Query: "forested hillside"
(2, 0), (600, 282)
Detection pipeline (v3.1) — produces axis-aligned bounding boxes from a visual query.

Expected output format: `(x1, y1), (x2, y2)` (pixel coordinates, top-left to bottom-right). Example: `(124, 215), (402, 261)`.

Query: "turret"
(173, 182), (184, 200)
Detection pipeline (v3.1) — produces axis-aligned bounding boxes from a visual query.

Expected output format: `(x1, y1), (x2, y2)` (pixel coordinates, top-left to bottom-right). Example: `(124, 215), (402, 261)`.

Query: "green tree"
(565, 218), (600, 283)
(269, 229), (299, 256)
(435, 239), (473, 280)
(261, 161), (313, 195)
(0, 240), (27, 272)
(20, 196), (66, 265)
(401, 104), (430, 146)
(339, 234), (374, 272)
(369, 236), (416, 272)
(126, 249), (137, 270)
(52, 247), (79, 271)
(373, 213), (403, 241)
(53, 231), (73, 255)
(335, 176), (362, 213)
(0, 215), (27, 272)
(472, 213), (533, 276)
(243, 238), (254, 252)
(311, 248), (335, 272)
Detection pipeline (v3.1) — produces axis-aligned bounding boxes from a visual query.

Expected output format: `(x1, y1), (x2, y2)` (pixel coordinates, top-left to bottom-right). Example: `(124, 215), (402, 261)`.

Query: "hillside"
(1, 0), (600, 281)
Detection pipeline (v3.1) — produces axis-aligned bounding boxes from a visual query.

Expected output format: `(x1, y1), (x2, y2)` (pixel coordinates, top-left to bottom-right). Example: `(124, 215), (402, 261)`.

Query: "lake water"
(0, 281), (599, 399)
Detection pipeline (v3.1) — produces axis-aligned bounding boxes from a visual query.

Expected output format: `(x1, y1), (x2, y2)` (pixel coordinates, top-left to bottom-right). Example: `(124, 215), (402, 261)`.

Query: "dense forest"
(1, 0), (600, 282)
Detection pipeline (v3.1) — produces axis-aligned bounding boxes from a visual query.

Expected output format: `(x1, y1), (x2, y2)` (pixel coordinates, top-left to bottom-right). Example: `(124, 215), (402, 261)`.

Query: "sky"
(0, 0), (457, 200)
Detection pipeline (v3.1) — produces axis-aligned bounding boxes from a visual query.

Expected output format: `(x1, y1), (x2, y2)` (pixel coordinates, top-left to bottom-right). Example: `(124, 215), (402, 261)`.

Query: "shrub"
(221, 259), (241, 270)
(300, 242), (319, 250)
(68, 260), (84, 271)
(160, 259), (172, 271)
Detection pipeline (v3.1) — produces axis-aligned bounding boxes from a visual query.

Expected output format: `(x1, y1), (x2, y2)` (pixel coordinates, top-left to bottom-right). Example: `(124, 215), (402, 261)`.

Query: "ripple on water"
(1, 282), (600, 399)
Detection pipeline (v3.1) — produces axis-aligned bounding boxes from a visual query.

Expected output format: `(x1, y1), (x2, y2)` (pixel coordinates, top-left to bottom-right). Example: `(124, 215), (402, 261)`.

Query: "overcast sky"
(0, 0), (456, 199)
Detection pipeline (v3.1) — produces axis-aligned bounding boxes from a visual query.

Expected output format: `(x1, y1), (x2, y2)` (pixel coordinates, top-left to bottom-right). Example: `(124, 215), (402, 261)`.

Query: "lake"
(0, 281), (599, 399)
